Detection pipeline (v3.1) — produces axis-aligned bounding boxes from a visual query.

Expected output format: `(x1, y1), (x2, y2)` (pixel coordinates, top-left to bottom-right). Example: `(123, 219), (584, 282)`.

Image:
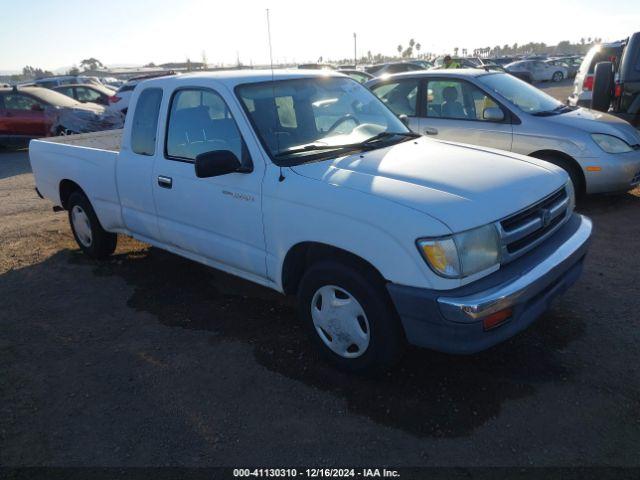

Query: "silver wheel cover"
(310, 285), (370, 359)
(71, 205), (92, 247)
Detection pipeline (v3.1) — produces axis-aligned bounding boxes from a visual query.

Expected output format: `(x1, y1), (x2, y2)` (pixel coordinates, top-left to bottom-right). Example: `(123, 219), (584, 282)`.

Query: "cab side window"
(426, 80), (501, 121)
(371, 79), (419, 117)
(131, 88), (163, 156)
(166, 88), (246, 164)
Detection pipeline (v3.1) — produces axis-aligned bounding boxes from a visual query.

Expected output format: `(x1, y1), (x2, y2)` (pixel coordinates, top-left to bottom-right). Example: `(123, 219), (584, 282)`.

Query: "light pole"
(353, 33), (357, 66)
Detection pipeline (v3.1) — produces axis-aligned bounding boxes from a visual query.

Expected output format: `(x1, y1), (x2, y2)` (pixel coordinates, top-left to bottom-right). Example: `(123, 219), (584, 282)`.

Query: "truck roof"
(140, 69), (348, 89)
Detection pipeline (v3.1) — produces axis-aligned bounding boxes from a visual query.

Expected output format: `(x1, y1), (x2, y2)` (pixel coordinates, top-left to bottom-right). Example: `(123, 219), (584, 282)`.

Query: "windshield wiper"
(531, 104), (572, 117)
(275, 131), (420, 159)
(359, 131), (421, 147)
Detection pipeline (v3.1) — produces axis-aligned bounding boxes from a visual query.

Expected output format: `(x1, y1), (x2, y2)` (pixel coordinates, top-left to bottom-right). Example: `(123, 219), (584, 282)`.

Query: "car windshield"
(479, 73), (564, 115)
(236, 76), (412, 165)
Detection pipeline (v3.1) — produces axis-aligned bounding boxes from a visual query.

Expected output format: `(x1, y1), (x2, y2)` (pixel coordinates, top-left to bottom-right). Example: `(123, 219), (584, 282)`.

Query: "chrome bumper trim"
(438, 215), (592, 322)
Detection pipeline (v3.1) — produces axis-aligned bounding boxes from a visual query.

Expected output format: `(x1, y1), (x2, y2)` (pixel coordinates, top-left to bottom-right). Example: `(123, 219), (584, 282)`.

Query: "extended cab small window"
(166, 88), (245, 162)
(131, 88), (163, 156)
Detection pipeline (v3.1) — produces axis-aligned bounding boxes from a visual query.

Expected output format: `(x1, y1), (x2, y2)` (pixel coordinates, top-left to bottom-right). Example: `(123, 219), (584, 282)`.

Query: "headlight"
(417, 224), (500, 279)
(591, 134), (632, 154)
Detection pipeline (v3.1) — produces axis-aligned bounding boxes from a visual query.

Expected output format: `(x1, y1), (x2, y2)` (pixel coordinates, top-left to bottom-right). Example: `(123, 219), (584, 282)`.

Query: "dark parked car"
(589, 31), (640, 128)
(337, 69), (374, 83)
(0, 86), (123, 146)
(365, 62), (425, 77)
(52, 83), (116, 106)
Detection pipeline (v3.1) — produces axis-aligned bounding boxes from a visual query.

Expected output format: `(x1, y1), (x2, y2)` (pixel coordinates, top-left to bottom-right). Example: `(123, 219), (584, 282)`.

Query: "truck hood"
(546, 108), (640, 146)
(290, 137), (566, 232)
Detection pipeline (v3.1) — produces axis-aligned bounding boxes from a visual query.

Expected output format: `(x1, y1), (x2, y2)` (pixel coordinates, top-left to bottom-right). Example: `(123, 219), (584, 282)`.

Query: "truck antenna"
(266, 8), (285, 182)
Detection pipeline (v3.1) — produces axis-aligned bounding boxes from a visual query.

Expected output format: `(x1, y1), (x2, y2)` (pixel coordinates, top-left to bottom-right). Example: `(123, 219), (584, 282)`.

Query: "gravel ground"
(1, 91), (639, 467)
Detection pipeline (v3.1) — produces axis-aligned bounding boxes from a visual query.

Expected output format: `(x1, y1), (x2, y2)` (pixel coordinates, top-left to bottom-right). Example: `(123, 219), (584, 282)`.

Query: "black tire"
(552, 71), (564, 82)
(297, 260), (405, 374)
(67, 191), (117, 259)
(534, 154), (585, 199)
(591, 61), (614, 112)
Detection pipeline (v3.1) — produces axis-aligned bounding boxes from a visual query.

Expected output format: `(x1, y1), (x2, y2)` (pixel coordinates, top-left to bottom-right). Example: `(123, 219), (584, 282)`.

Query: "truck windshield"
(236, 76), (412, 165)
(480, 73), (564, 115)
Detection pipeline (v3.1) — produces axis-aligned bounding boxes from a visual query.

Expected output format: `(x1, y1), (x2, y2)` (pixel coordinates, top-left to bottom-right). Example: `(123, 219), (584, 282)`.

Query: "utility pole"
(353, 32), (357, 66)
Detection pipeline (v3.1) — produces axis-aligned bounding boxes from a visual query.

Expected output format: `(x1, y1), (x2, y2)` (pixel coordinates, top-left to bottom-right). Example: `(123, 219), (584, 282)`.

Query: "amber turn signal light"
(482, 308), (513, 331)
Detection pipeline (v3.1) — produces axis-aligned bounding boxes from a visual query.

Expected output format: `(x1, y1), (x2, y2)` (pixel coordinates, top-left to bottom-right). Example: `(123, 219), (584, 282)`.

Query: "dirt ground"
(1, 82), (639, 467)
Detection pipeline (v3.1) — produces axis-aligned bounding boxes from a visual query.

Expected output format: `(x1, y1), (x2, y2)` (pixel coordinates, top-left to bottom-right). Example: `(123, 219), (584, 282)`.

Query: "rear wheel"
(67, 191), (117, 259)
(297, 260), (405, 373)
(552, 71), (564, 82)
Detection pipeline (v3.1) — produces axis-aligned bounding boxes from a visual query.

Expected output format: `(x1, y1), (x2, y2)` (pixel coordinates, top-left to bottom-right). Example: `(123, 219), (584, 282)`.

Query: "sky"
(1, 0), (639, 72)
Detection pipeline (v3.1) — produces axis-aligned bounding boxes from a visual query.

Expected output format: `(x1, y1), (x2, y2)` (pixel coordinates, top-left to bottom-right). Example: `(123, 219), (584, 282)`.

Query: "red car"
(0, 86), (123, 146)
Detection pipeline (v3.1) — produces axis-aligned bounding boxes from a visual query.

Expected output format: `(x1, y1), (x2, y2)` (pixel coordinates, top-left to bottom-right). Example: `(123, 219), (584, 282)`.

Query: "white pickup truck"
(30, 70), (592, 372)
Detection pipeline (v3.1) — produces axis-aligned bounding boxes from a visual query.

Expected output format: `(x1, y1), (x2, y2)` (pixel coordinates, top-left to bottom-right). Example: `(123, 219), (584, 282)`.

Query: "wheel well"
(528, 150), (585, 194)
(281, 242), (387, 295)
(59, 180), (85, 209)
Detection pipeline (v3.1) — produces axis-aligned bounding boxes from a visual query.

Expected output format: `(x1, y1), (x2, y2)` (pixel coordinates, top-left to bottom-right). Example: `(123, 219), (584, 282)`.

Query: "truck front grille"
(497, 187), (570, 263)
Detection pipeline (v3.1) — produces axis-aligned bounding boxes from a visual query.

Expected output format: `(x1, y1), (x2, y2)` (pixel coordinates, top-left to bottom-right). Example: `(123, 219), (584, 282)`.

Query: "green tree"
(79, 58), (104, 71)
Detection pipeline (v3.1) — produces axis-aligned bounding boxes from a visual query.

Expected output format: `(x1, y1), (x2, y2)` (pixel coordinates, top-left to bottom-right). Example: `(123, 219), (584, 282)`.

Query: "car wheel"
(297, 260), (405, 373)
(533, 154), (585, 199)
(552, 71), (564, 82)
(67, 191), (117, 259)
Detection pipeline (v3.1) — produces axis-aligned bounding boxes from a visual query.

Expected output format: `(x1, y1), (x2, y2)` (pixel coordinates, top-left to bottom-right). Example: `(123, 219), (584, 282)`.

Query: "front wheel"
(297, 261), (405, 373)
(552, 71), (564, 82)
(68, 191), (117, 259)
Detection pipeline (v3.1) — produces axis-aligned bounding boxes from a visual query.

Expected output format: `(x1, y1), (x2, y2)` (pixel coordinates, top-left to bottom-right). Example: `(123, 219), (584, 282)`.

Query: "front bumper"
(387, 214), (592, 354)
(581, 149), (640, 194)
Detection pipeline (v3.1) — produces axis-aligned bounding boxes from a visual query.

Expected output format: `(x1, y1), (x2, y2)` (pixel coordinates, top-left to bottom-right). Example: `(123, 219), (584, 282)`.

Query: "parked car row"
(0, 86), (123, 146)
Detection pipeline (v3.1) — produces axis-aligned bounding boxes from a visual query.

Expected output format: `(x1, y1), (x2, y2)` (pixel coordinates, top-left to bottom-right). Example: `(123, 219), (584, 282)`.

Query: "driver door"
(152, 87), (267, 278)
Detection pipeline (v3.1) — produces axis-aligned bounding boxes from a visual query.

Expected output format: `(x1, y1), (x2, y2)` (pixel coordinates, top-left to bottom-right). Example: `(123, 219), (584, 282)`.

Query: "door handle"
(157, 175), (172, 189)
(424, 127), (438, 135)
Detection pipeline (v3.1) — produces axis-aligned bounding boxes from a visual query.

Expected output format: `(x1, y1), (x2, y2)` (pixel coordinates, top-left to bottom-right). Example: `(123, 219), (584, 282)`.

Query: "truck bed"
(42, 129), (122, 152)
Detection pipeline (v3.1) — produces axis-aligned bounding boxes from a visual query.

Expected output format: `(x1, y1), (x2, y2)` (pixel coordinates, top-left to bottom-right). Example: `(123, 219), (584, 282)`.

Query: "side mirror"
(398, 114), (410, 126)
(483, 107), (505, 122)
(195, 150), (242, 178)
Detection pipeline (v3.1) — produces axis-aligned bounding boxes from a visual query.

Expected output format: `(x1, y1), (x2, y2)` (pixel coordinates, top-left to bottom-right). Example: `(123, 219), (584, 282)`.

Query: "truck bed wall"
(29, 138), (124, 231)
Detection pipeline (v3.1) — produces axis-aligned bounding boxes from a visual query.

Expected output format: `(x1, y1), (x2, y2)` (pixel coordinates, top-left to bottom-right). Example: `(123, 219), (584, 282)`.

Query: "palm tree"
(416, 43), (421, 54)
(454, 47), (459, 56)
(397, 45), (402, 57)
